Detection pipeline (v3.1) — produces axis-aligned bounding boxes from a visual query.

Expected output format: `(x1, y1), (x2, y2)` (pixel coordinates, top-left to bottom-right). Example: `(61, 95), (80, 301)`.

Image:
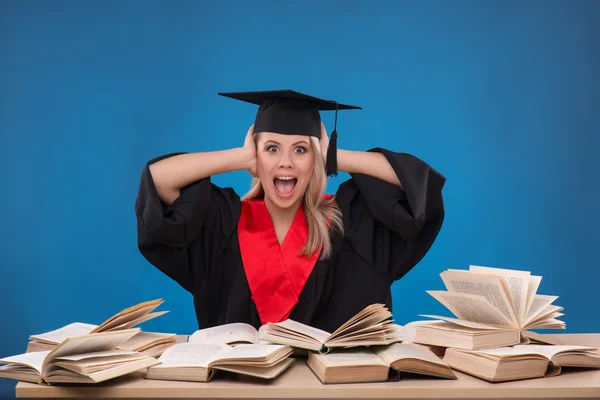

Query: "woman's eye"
(294, 146), (307, 153)
(266, 145), (278, 152)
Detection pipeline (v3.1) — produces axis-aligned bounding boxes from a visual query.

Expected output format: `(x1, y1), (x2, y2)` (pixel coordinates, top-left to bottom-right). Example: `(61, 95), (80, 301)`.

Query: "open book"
(306, 342), (456, 384)
(443, 344), (600, 382)
(414, 266), (565, 349)
(0, 329), (159, 384)
(188, 323), (265, 346)
(259, 304), (402, 353)
(26, 299), (170, 352)
(144, 343), (294, 382)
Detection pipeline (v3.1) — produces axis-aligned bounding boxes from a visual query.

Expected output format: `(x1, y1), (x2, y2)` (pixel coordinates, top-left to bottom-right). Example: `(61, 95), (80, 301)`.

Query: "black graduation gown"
(135, 148), (446, 333)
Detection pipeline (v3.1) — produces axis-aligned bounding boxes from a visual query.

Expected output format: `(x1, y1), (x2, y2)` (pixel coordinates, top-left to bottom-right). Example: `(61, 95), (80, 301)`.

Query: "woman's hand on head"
(243, 124), (258, 177)
(319, 122), (329, 163)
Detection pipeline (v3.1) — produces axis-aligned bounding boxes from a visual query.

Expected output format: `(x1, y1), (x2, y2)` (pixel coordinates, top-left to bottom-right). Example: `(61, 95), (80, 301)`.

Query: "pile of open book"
(1, 265), (599, 385)
(0, 299), (176, 384)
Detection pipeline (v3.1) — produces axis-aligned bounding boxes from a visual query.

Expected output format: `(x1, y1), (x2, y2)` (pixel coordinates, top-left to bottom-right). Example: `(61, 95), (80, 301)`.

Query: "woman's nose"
(278, 151), (293, 168)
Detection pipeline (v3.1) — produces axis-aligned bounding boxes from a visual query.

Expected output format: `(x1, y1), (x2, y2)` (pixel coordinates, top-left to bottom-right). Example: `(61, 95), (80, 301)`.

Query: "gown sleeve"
(134, 153), (241, 293)
(335, 148), (446, 280)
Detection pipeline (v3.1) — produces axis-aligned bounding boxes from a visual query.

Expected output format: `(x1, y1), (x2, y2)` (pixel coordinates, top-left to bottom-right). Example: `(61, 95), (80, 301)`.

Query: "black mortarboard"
(218, 89), (361, 176)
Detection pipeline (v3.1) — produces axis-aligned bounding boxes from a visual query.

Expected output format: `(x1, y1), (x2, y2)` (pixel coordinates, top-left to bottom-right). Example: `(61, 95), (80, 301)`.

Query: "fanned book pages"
(306, 342), (456, 384)
(443, 344), (600, 382)
(258, 304), (402, 353)
(413, 266), (565, 349)
(26, 299), (170, 352)
(144, 343), (295, 382)
(0, 329), (159, 384)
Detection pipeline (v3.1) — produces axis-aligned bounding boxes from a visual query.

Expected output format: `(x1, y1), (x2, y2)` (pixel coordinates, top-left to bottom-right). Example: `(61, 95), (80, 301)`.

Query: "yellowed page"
(525, 295), (559, 325)
(374, 343), (444, 365)
(313, 349), (387, 367)
(116, 332), (176, 351)
(473, 344), (596, 359)
(43, 328), (141, 373)
(91, 299), (163, 333)
(209, 344), (289, 365)
(0, 351), (49, 375)
(426, 291), (514, 328)
(469, 265), (530, 326)
(52, 349), (138, 361)
(267, 320), (330, 342)
(397, 321), (446, 343)
(29, 323), (97, 345)
(418, 315), (504, 330)
(151, 343), (229, 368)
(440, 270), (518, 326)
(525, 275), (542, 319)
(189, 323), (259, 345)
(109, 311), (170, 331)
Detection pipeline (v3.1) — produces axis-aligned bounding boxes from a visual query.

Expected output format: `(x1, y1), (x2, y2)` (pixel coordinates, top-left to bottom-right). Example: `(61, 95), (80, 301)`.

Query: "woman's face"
(256, 132), (315, 210)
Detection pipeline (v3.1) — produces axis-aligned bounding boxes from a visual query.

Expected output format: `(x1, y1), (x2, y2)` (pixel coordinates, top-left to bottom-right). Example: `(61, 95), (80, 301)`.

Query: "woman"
(135, 89), (446, 333)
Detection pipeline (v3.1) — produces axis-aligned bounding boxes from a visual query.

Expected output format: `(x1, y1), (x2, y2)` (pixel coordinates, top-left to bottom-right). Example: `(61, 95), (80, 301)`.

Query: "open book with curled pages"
(413, 265), (566, 350)
(0, 329), (159, 384)
(306, 342), (456, 384)
(258, 304), (404, 353)
(443, 344), (600, 382)
(25, 299), (175, 357)
(144, 343), (295, 382)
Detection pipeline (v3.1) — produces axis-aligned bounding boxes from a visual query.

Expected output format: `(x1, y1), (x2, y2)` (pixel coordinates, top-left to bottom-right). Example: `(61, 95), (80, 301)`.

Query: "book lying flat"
(443, 344), (600, 382)
(0, 329), (159, 384)
(27, 299), (168, 350)
(188, 323), (266, 346)
(144, 343), (294, 382)
(259, 304), (402, 353)
(306, 342), (456, 384)
(415, 266), (565, 349)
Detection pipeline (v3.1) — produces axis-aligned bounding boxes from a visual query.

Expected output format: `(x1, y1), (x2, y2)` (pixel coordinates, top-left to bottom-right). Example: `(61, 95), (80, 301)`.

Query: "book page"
(53, 349), (138, 361)
(525, 295), (559, 325)
(268, 320), (330, 343)
(44, 329), (141, 370)
(91, 299), (163, 333)
(29, 323), (97, 344)
(0, 351), (49, 375)
(374, 343), (443, 365)
(474, 344), (596, 359)
(313, 349), (387, 367)
(116, 332), (176, 351)
(426, 291), (514, 328)
(440, 271), (518, 326)
(109, 311), (170, 331)
(152, 343), (229, 368)
(210, 344), (288, 364)
(94, 304), (161, 333)
(189, 323), (259, 345)
(392, 321), (444, 343)
(525, 275), (542, 320)
(418, 315), (504, 330)
(469, 265), (530, 326)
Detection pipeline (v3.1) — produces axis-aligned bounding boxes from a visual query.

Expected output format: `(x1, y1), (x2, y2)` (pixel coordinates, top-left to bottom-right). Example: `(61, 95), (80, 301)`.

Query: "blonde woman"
(135, 90), (446, 332)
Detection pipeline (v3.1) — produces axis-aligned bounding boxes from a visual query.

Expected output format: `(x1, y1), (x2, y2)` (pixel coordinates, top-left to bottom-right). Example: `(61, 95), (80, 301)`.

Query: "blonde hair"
(241, 136), (344, 259)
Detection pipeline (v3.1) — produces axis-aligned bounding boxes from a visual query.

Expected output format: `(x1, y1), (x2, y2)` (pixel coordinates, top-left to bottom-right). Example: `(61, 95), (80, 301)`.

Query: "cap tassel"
(325, 103), (339, 177)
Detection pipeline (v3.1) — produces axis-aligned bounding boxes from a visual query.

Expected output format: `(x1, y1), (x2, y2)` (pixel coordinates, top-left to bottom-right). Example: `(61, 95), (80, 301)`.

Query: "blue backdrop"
(1, 0), (598, 397)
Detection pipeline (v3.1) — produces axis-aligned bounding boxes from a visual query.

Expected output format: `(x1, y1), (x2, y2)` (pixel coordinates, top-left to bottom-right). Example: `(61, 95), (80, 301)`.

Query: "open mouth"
(273, 177), (298, 198)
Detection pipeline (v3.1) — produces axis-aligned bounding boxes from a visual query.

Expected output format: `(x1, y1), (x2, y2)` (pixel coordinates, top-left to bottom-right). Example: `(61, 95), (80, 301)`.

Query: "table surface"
(14, 333), (600, 399)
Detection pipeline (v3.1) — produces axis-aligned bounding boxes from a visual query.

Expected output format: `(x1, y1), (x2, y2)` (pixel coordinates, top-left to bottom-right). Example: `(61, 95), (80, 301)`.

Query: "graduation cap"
(218, 89), (362, 176)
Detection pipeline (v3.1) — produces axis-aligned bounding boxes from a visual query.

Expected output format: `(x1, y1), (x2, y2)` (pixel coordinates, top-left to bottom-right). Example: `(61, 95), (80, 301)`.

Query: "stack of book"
(409, 265), (600, 382)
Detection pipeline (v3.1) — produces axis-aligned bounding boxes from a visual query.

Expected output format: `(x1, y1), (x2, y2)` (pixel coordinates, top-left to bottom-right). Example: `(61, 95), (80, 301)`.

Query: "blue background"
(1, 0), (598, 397)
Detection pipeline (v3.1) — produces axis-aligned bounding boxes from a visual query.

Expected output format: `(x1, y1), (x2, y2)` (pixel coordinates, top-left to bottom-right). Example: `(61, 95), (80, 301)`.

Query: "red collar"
(237, 198), (331, 324)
